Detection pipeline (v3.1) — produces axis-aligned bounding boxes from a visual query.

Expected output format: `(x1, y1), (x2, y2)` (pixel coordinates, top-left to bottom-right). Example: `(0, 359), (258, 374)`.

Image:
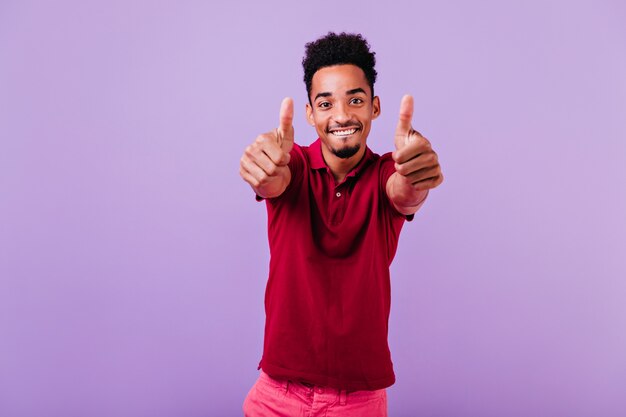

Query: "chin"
(332, 144), (360, 159)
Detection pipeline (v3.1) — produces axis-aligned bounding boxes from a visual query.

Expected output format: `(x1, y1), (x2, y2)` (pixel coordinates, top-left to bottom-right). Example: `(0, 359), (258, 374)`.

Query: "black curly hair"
(302, 32), (377, 104)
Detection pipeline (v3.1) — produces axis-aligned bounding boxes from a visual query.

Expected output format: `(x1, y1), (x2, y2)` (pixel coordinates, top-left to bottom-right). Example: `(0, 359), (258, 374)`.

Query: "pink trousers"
(243, 371), (388, 417)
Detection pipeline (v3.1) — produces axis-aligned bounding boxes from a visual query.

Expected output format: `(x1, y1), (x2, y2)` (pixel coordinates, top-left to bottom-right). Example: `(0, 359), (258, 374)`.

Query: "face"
(306, 64), (380, 161)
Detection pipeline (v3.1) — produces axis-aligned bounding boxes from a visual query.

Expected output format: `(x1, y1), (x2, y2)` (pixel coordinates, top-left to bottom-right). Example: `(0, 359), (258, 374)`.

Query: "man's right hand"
(240, 97), (294, 198)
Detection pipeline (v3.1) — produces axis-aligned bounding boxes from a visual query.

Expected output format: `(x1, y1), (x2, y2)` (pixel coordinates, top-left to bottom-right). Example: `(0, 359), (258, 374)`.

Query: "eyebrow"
(313, 88), (368, 102)
(314, 92), (332, 101)
(346, 88), (367, 95)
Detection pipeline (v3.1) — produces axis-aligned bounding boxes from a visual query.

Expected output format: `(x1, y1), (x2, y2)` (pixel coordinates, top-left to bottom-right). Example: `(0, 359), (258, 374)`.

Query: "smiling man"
(239, 32), (443, 417)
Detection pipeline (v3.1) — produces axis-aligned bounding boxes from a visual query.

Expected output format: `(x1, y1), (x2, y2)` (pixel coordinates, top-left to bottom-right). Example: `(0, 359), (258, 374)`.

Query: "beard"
(331, 144), (361, 159)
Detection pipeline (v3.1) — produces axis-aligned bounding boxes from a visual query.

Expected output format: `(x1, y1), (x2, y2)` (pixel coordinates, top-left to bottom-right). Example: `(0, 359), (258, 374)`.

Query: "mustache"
(326, 121), (362, 132)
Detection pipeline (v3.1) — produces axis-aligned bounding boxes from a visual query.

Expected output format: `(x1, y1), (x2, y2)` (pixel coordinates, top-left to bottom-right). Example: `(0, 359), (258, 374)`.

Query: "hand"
(392, 95), (443, 191)
(240, 97), (294, 195)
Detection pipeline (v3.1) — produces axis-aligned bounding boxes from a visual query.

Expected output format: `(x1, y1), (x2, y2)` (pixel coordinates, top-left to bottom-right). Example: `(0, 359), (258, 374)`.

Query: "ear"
(305, 103), (315, 126)
(372, 96), (381, 120)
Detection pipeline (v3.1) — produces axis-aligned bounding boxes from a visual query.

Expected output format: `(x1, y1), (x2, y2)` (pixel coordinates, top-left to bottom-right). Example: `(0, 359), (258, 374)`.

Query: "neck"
(321, 145), (366, 183)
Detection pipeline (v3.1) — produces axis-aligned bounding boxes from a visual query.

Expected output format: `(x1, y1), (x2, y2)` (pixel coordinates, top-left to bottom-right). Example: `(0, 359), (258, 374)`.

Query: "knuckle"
(256, 134), (272, 144)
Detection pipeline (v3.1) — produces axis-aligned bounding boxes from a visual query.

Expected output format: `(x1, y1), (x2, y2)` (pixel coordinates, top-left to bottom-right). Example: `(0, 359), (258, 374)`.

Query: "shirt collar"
(308, 138), (375, 179)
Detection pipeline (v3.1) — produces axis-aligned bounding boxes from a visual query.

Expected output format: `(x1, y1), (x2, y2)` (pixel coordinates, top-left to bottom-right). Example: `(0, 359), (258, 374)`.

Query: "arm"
(386, 95), (443, 215)
(239, 98), (295, 199)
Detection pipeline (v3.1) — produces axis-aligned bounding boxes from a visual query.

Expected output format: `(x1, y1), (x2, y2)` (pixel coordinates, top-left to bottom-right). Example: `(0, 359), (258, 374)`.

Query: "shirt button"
(336, 192), (341, 197)
(315, 387), (323, 394)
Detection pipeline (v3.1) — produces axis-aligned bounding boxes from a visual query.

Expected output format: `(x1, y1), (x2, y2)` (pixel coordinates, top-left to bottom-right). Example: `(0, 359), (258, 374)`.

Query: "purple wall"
(1, 1), (625, 416)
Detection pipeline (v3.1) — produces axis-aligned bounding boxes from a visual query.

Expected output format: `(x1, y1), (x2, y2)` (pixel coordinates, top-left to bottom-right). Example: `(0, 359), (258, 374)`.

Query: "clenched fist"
(392, 95), (443, 191)
(240, 97), (295, 198)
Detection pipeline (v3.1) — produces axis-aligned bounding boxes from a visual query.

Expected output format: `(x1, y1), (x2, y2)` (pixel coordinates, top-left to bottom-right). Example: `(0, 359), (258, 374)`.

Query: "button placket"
(329, 181), (351, 225)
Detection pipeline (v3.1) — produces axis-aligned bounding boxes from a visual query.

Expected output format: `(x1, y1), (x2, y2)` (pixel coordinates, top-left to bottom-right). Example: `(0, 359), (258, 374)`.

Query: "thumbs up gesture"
(240, 97), (295, 198)
(392, 95), (443, 191)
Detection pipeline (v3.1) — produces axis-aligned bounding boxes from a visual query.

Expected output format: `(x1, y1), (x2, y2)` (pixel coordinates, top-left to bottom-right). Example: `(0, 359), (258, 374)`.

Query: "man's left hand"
(392, 95), (443, 190)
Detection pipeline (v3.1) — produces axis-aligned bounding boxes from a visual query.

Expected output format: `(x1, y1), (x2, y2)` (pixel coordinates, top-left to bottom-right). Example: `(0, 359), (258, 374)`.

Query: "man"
(239, 32), (443, 417)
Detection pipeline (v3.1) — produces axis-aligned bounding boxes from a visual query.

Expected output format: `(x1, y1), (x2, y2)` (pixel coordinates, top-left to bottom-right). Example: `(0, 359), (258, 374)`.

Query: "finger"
(240, 166), (261, 188)
(395, 94), (414, 137)
(278, 97), (294, 133)
(393, 137), (432, 164)
(411, 174), (443, 190)
(257, 137), (290, 166)
(251, 151), (283, 176)
(278, 97), (295, 152)
(240, 157), (269, 186)
(394, 150), (437, 174)
(403, 165), (441, 184)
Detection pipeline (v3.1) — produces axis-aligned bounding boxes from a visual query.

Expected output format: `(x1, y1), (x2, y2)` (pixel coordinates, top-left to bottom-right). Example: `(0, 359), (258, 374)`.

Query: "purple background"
(1, 1), (625, 416)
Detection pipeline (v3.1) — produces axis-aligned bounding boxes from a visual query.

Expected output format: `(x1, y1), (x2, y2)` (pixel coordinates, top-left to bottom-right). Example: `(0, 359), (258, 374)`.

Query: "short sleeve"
(379, 153), (415, 221)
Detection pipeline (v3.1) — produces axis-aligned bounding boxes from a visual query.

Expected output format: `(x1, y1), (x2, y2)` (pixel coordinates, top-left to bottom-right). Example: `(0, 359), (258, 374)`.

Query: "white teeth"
(331, 128), (357, 136)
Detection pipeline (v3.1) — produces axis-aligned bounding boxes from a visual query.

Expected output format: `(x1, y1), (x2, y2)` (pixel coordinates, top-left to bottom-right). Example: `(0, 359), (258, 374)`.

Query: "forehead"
(310, 64), (370, 96)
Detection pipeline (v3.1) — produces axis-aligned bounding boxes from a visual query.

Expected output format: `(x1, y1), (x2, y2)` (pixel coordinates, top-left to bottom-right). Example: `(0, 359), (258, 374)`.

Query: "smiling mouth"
(329, 127), (359, 137)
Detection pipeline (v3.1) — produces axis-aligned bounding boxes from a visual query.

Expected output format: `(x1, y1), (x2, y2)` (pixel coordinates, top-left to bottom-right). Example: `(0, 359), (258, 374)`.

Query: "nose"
(332, 102), (351, 124)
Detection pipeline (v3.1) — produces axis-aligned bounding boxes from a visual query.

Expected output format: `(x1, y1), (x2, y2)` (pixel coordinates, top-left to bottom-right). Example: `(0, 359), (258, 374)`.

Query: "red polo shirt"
(257, 138), (417, 391)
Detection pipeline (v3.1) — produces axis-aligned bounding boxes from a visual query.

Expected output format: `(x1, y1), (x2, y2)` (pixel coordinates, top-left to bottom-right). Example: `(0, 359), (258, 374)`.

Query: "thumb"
(394, 94), (414, 149)
(277, 97), (295, 153)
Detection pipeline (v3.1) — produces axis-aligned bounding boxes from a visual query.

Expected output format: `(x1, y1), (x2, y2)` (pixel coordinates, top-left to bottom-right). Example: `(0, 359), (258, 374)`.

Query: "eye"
(318, 101), (331, 109)
(350, 97), (364, 105)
